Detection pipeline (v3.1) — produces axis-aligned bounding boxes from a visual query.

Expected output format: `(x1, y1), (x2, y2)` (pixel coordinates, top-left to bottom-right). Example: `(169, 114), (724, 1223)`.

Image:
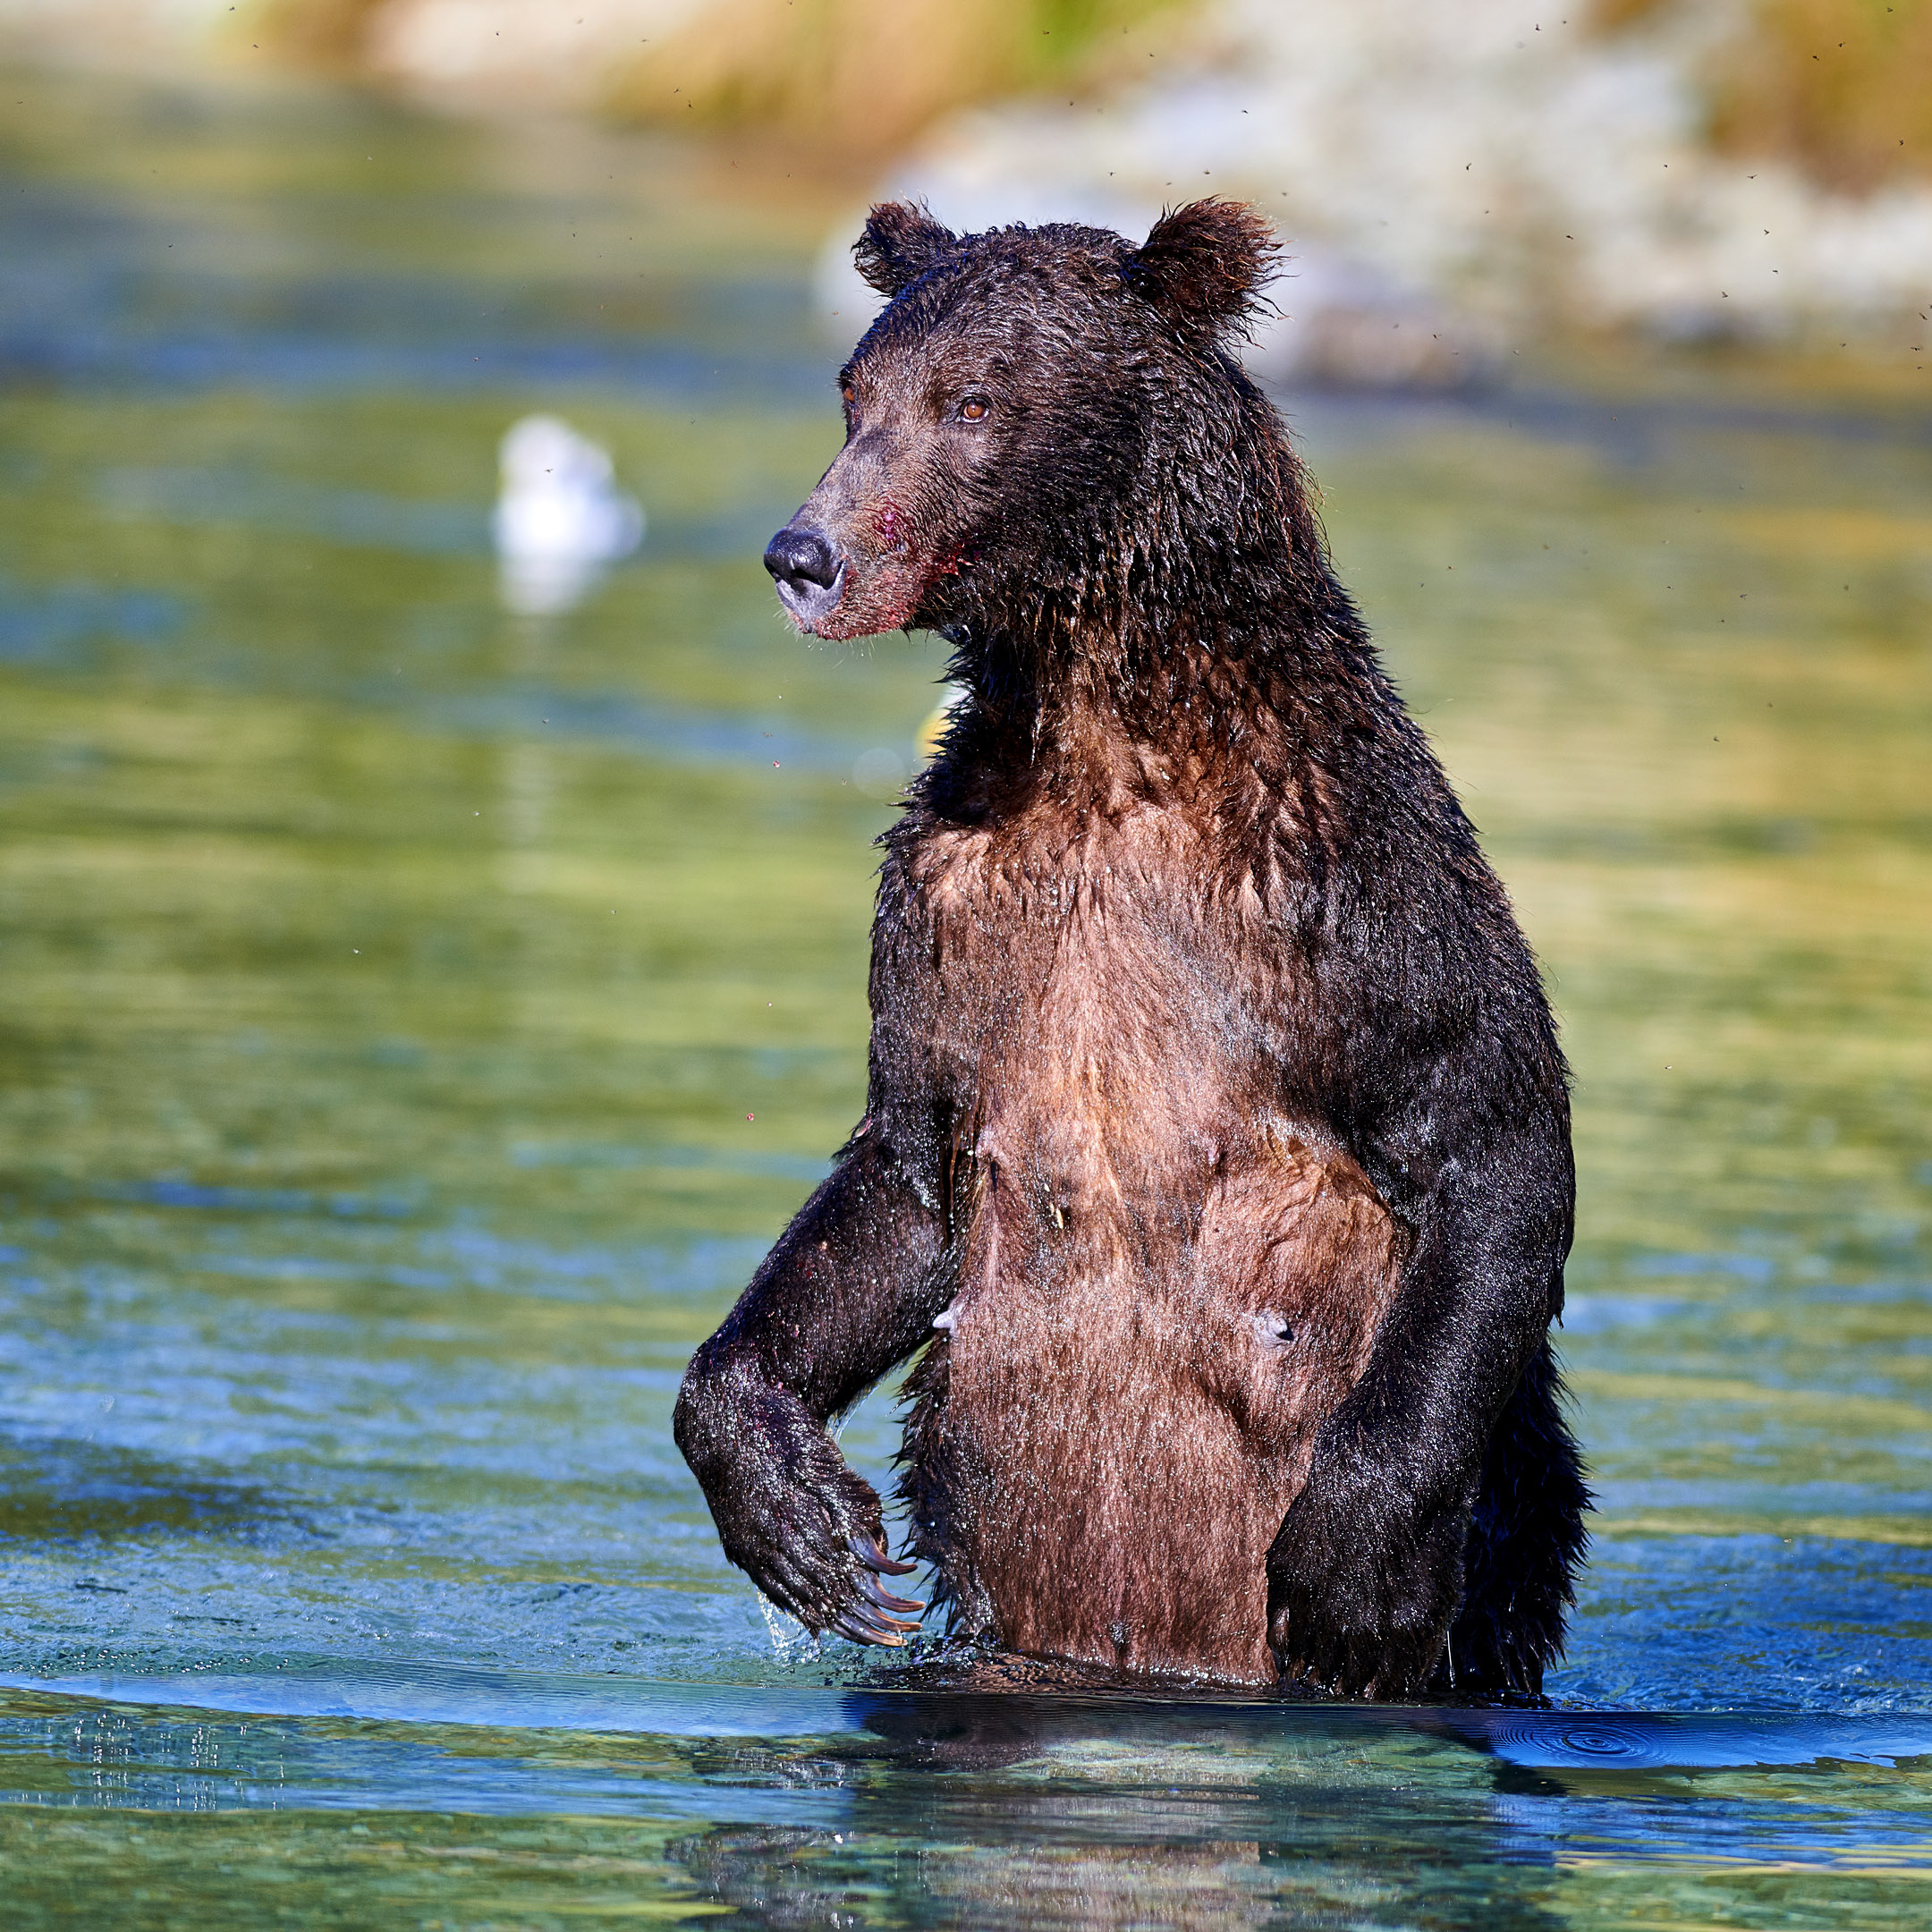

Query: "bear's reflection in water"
(668, 1684), (1565, 1931)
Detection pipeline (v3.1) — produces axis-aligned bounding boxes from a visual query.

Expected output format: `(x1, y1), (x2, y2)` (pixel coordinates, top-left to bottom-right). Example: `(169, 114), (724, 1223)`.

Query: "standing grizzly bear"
(675, 199), (1589, 1699)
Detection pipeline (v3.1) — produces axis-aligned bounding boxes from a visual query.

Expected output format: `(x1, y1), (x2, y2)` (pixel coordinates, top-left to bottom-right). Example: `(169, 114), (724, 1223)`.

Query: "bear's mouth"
(764, 521), (850, 635)
(764, 519), (940, 640)
(773, 560), (848, 634)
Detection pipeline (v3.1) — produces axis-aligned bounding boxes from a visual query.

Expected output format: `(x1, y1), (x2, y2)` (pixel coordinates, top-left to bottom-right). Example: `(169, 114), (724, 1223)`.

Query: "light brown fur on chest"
(896, 810), (1403, 1682)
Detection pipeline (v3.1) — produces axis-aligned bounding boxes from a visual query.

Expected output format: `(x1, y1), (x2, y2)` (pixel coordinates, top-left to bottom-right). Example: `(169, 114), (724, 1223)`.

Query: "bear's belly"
(922, 1129), (1402, 1683)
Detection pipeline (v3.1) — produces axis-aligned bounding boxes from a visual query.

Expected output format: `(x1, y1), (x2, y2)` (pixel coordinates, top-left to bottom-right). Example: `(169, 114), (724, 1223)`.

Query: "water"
(1, 55), (1930, 1928)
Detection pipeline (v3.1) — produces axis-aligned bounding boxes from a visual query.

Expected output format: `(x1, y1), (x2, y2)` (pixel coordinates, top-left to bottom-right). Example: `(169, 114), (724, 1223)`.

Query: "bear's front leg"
(1266, 1113), (1572, 1699)
(1264, 1414), (1475, 1698)
(674, 1123), (948, 1644)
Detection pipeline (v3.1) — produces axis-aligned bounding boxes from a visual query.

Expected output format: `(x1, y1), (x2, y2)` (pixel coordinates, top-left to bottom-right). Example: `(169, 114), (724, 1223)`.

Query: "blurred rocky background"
(3, 0), (1927, 385)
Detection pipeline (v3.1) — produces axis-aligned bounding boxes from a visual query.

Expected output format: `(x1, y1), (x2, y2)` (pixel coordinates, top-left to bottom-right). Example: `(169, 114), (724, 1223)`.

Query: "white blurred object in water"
(492, 414), (645, 616)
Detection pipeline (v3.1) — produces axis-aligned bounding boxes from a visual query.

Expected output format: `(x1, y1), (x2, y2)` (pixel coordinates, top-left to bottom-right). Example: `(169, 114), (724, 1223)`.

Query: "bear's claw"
(860, 1572), (926, 1617)
(849, 1532), (918, 1577)
(833, 1606), (911, 1647)
(756, 1478), (924, 1647)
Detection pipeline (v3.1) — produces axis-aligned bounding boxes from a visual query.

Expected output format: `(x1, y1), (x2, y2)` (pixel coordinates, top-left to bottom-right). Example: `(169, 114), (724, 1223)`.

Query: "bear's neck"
(949, 506), (1390, 792)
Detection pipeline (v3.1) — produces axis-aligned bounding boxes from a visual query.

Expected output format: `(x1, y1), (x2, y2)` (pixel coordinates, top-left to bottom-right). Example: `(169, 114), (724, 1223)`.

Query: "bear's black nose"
(764, 526), (840, 593)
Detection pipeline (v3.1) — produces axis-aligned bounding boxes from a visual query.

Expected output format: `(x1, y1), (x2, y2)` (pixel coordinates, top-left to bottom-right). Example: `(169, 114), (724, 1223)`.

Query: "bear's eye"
(958, 395), (990, 422)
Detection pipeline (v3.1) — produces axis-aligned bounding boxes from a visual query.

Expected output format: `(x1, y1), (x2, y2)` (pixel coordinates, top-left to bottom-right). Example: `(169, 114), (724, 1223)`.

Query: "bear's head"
(762, 199), (1284, 647)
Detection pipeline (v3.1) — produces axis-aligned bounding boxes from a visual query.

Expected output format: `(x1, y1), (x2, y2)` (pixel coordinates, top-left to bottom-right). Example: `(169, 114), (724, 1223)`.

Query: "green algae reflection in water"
(1, 55), (1930, 1930)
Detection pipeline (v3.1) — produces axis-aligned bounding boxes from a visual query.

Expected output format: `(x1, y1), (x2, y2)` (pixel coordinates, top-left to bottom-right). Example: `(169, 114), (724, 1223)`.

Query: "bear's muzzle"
(763, 523), (846, 632)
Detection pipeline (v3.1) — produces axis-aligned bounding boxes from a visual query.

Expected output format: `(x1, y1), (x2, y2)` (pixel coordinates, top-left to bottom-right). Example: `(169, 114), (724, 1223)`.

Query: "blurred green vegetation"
(242, 0), (1189, 163)
(610, 0), (1185, 158)
(241, 0), (1932, 194)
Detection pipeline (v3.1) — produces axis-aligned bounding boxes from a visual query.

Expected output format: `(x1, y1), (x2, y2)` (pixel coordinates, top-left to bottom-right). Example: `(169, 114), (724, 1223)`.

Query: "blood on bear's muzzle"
(764, 523), (847, 631)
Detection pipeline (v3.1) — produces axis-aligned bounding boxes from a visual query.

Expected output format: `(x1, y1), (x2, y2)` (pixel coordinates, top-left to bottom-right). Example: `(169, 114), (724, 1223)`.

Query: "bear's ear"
(853, 201), (960, 298)
(1126, 199), (1280, 346)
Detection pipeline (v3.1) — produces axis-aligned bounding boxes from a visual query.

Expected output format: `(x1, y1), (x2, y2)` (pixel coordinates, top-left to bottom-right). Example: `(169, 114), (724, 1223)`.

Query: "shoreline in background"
(3, 37), (1926, 423)
(2, 0), (1930, 381)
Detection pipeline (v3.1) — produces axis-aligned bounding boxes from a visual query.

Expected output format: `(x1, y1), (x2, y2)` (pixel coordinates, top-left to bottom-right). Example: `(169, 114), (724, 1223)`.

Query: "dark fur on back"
(675, 201), (1589, 1699)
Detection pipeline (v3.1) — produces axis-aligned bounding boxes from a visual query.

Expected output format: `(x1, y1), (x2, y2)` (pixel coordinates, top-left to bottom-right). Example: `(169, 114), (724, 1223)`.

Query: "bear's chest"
(894, 806), (1294, 1193)
(886, 808), (1399, 1682)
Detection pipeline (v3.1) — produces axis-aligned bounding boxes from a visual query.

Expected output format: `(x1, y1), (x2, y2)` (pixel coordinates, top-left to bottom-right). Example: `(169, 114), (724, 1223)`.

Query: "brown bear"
(674, 199), (1589, 1699)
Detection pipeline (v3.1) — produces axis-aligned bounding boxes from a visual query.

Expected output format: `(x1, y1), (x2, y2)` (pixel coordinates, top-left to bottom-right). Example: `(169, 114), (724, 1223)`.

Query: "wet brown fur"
(889, 736), (1406, 1682)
